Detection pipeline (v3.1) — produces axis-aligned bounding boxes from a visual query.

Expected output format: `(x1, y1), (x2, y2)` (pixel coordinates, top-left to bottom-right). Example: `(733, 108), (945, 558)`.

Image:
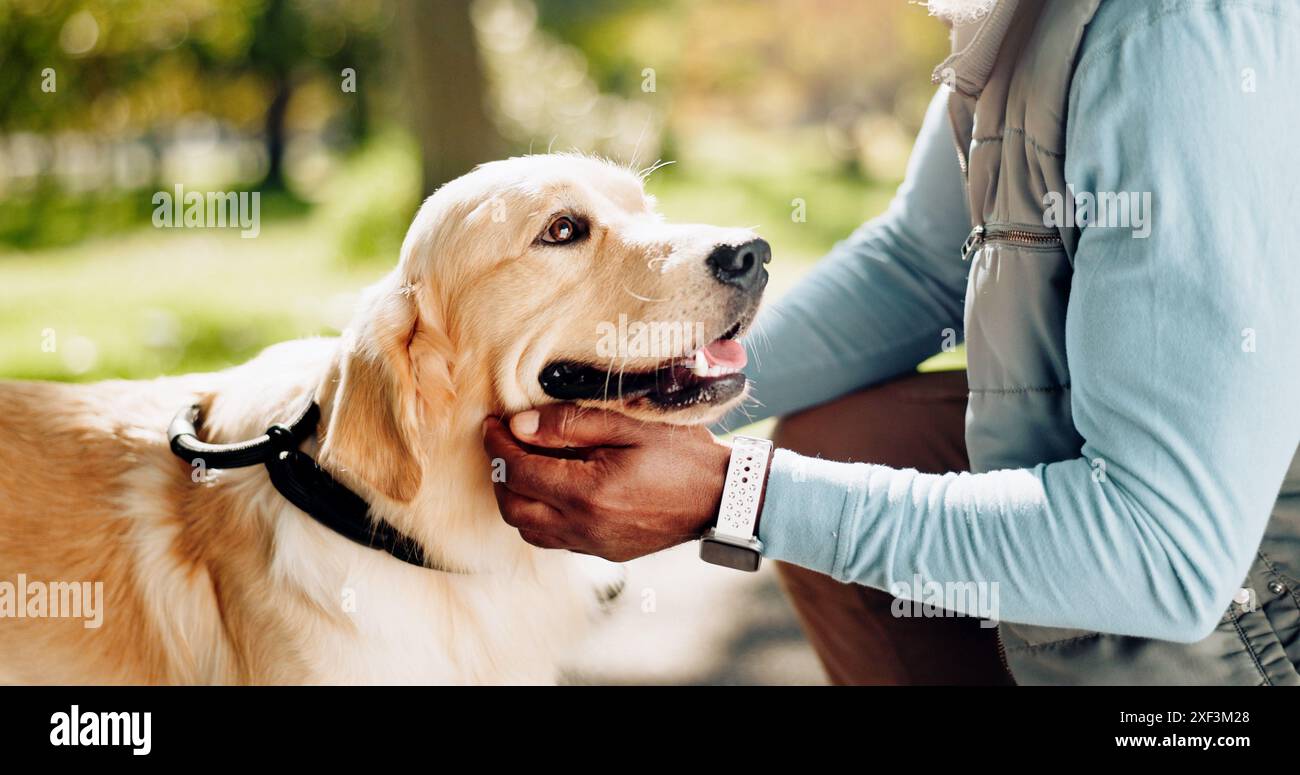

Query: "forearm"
(715, 88), (971, 432)
(757, 451), (1266, 642)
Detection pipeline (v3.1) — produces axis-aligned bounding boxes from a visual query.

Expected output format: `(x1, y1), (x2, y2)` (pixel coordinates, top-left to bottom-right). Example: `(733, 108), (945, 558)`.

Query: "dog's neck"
(312, 342), (535, 575)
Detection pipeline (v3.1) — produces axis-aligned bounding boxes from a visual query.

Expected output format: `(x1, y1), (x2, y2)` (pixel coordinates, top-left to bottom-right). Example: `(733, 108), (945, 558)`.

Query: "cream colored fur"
(0, 154), (758, 684)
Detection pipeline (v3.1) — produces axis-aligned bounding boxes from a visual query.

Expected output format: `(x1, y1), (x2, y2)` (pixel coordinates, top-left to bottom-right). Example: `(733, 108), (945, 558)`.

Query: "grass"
(0, 222), (384, 381)
(0, 140), (965, 383)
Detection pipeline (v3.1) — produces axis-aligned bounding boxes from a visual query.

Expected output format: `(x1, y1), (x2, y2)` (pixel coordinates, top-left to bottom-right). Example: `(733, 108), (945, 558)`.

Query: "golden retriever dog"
(0, 154), (769, 684)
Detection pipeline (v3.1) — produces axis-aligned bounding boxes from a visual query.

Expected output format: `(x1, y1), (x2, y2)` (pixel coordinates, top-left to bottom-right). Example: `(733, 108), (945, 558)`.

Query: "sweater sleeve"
(756, 2), (1300, 641)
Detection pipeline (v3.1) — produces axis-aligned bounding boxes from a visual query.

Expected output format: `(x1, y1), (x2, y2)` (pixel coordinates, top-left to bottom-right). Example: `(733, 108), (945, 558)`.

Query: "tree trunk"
(397, 0), (503, 195)
(262, 74), (292, 191)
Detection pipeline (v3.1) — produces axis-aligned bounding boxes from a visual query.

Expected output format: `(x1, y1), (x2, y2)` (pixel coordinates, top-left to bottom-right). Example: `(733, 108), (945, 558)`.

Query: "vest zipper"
(961, 224), (1063, 261)
(994, 628), (1013, 678)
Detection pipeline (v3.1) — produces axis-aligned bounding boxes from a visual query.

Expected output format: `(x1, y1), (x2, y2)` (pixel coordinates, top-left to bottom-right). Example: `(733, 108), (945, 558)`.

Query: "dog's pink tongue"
(701, 339), (747, 369)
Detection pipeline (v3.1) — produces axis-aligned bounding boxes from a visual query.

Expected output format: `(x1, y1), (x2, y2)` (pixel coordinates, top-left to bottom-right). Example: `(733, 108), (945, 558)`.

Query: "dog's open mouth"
(539, 319), (750, 409)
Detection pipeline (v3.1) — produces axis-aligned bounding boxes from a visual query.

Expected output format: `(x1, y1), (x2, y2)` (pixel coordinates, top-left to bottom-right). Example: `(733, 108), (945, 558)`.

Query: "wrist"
(693, 439), (733, 537)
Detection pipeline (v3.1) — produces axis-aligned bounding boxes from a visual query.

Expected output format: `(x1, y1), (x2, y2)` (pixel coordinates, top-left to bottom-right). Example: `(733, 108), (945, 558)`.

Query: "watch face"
(699, 539), (762, 572)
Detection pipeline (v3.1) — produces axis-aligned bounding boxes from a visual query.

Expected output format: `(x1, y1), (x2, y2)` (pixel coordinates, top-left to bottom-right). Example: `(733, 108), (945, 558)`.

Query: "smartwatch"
(699, 436), (772, 572)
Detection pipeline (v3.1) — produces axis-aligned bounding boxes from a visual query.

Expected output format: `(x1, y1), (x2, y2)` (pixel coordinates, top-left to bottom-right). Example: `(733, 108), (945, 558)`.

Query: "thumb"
(509, 404), (647, 449)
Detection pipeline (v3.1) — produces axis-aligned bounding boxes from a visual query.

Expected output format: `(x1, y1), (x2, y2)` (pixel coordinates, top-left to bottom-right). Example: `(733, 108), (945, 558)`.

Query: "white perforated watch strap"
(713, 436), (773, 540)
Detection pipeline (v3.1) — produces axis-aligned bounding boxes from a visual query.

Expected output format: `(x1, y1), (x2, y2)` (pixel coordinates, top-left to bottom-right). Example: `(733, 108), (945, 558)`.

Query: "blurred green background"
(0, 0), (958, 382)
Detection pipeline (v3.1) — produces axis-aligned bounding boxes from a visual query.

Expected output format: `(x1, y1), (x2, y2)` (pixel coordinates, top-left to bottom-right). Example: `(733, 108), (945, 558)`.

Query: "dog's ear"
(319, 283), (424, 503)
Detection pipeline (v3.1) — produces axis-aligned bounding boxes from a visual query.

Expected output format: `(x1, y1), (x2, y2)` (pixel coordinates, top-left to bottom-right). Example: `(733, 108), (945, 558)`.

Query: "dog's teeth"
(692, 350), (709, 377)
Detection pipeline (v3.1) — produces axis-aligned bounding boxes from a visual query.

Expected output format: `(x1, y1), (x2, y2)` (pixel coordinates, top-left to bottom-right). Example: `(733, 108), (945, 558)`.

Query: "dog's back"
(0, 339), (356, 683)
(0, 376), (210, 682)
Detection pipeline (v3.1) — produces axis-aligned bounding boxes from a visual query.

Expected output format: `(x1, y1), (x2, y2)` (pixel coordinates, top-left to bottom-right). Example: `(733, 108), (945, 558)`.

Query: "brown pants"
(771, 370), (1014, 685)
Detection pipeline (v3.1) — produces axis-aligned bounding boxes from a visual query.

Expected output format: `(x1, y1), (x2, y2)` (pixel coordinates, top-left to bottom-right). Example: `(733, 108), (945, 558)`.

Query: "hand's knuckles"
(499, 496), (540, 529)
(519, 529), (561, 550)
(498, 502), (526, 528)
(516, 529), (544, 547)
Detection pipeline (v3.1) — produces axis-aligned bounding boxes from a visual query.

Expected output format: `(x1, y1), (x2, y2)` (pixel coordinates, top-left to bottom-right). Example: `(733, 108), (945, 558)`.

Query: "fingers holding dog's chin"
(508, 400), (733, 451)
(509, 404), (646, 449)
(516, 528), (568, 551)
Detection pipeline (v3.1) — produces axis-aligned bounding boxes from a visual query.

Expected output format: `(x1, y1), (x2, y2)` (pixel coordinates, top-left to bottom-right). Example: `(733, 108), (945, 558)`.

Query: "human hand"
(482, 405), (733, 561)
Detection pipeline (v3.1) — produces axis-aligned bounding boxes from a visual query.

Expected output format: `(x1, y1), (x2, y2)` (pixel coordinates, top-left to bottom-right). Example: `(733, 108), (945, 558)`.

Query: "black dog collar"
(168, 401), (459, 573)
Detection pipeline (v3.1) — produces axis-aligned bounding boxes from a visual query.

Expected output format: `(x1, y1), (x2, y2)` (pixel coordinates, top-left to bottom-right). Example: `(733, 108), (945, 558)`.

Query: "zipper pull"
(961, 224), (985, 261)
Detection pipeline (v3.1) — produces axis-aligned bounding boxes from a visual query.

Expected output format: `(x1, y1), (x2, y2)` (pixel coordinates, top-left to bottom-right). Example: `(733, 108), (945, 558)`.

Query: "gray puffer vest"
(939, 0), (1300, 684)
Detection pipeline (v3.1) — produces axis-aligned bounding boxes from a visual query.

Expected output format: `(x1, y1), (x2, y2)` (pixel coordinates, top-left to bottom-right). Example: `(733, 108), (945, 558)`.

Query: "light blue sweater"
(718, 0), (1300, 642)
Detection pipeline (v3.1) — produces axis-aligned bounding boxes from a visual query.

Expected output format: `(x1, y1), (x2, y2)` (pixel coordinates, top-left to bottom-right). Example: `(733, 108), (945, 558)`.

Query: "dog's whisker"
(621, 284), (669, 303)
(616, 354), (630, 403)
(601, 351), (618, 404)
(638, 159), (676, 181)
(629, 117), (652, 170)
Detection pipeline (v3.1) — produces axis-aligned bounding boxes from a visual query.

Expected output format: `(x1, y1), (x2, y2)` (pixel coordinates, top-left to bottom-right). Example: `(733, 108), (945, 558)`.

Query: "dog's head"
(409, 154), (769, 423)
(320, 154), (768, 502)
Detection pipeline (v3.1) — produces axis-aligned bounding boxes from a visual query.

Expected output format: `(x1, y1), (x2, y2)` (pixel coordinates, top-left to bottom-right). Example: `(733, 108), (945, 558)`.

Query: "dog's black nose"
(707, 238), (770, 292)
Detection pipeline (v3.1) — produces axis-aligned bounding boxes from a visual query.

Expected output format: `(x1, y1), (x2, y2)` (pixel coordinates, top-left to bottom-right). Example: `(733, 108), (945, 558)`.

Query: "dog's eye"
(540, 215), (584, 245)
